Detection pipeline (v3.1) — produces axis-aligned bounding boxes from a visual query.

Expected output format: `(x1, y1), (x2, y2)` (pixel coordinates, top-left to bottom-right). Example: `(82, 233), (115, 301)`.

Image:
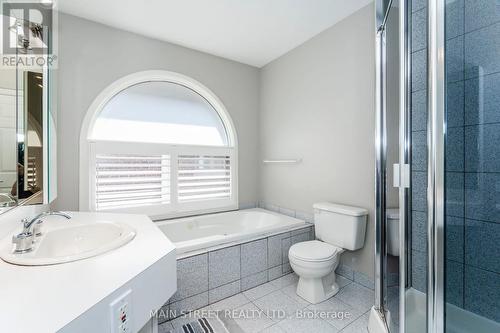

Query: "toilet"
(387, 208), (399, 257)
(289, 202), (368, 304)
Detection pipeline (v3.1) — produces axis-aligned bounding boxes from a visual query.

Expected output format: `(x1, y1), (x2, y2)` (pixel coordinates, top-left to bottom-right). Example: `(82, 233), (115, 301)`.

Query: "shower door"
(376, 0), (500, 332)
(374, 0), (402, 332)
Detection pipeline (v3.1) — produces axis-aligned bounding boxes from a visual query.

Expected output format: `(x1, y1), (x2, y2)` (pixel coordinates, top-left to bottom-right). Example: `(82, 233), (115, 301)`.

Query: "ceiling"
(57, 0), (372, 68)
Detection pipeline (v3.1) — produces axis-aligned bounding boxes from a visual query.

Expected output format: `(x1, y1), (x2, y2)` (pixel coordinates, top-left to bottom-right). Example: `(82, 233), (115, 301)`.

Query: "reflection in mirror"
(0, 69), (17, 207)
(17, 71), (44, 204)
(0, 13), (53, 212)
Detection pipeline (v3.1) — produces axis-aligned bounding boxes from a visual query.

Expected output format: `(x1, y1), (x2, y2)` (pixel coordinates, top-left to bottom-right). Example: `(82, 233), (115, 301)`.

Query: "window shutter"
(177, 154), (231, 202)
(95, 154), (170, 210)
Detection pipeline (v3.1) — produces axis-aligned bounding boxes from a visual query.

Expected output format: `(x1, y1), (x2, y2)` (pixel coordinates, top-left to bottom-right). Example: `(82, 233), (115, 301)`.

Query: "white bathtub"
(157, 208), (307, 255)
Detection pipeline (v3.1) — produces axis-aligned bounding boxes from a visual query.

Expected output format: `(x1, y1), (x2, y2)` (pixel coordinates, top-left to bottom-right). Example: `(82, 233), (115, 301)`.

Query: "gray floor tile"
(158, 321), (174, 333)
(260, 324), (286, 333)
(339, 312), (369, 333)
(307, 297), (365, 330)
(280, 283), (310, 307)
(277, 310), (339, 333)
(209, 293), (251, 311)
(253, 290), (308, 320)
(336, 275), (352, 289)
(335, 283), (374, 313)
(233, 302), (275, 333)
(243, 282), (279, 301)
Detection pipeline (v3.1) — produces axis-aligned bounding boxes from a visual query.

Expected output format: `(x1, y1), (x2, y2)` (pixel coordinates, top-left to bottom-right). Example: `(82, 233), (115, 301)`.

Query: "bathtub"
(157, 208), (307, 255)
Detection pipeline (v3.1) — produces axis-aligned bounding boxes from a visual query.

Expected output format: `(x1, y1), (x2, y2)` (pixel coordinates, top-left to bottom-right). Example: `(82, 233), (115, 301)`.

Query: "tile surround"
(411, 8), (427, 52)
(446, 36), (464, 83)
(446, 0), (464, 40)
(164, 222), (314, 319)
(241, 271), (269, 291)
(465, 23), (500, 78)
(464, 73), (500, 125)
(209, 280), (241, 304)
(411, 48), (427, 92)
(464, 0), (500, 32)
(446, 80), (464, 128)
(465, 123), (500, 172)
(465, 173), (500, 224)
(209, 245), (241, 289)
(465, 219), (500, 273)
(241, 238), (268, 277)
(411, 90), (427, 131)
(411, 1), (500, 322)
(170, 253), (208, 302)
(464, 266), (500, 322)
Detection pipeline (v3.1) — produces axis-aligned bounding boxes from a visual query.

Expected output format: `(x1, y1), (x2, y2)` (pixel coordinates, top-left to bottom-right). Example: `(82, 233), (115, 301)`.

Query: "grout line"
(337, 309), (371, 333)
(462, 24), (467, 307)
(463, 18), (500, 36)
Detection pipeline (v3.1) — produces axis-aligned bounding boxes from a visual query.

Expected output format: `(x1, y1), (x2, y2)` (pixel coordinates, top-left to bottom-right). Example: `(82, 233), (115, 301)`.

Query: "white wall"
(259, 4), (376, 277)
(53, 13), (260, 211)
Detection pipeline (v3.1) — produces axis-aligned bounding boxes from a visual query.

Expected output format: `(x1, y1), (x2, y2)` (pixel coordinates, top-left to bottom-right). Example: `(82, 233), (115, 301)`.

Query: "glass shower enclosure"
(374, 0), (500, 332)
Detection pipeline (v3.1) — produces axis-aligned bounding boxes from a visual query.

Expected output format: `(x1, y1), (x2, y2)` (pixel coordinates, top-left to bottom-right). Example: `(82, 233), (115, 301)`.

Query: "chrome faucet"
(12, 211), (72, 253)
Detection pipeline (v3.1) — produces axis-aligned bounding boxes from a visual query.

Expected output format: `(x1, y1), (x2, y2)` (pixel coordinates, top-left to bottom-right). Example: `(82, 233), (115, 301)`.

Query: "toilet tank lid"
(313, 202), (368, 217)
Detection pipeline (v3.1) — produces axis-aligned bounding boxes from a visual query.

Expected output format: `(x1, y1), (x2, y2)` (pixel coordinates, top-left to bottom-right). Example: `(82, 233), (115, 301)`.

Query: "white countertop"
(0, 211), (176, 333)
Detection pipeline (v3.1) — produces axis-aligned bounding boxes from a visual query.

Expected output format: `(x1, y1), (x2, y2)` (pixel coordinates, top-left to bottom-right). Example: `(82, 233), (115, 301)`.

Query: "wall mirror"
(0, 14), (56, 213)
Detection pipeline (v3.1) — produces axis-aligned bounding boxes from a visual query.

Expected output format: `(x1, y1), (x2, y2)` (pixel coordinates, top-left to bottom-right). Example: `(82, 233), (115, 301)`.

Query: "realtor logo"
(1, 0), (57, 68)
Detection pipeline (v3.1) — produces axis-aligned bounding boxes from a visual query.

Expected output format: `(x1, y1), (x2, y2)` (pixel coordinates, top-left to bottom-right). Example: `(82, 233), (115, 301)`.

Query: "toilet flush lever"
(393, 164), (410, 188)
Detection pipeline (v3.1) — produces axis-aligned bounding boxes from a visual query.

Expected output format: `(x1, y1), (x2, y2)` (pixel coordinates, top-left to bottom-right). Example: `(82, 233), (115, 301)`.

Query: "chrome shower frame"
(374, 0), (446, 332)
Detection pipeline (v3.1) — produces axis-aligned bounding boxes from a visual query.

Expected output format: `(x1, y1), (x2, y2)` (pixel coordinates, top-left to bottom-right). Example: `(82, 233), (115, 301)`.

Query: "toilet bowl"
(289, 202), (368, 304)
(289, 240), (344, 303)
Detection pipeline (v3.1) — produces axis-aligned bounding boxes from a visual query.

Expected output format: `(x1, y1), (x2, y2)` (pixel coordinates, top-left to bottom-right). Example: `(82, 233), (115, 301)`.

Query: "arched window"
(80, 71), (238, 220)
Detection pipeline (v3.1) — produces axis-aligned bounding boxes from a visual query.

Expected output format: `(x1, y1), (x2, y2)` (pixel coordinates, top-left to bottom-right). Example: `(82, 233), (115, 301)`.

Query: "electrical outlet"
(110, 289), (133, 333)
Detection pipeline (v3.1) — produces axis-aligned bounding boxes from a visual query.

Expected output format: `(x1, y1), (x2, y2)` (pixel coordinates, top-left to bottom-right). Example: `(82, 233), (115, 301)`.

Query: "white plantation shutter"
(178, 154), (231, 202)
(90, 141), (236, 218)
(95, 154), (170, 210)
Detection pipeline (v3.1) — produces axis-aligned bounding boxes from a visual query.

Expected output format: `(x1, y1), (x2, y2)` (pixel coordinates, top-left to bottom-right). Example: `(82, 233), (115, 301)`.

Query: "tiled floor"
(159, 273), (374, 333)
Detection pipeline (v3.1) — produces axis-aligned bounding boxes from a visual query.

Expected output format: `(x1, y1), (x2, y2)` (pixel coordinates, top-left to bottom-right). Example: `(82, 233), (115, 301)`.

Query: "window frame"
(79, 71), (238, 220)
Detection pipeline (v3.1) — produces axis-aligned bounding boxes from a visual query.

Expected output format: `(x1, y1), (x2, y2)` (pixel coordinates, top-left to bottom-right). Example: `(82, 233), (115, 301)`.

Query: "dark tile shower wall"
(411, 0), (500, 322)
(410, 0), (428, 294)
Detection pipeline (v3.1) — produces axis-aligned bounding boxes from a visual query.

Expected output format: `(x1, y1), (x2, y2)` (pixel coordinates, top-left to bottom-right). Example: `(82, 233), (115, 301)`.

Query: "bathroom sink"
(0, 222), (136, 266)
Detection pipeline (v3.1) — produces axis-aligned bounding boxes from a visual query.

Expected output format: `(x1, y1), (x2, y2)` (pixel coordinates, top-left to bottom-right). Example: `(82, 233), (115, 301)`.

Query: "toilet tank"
(313, 202), (368, 251)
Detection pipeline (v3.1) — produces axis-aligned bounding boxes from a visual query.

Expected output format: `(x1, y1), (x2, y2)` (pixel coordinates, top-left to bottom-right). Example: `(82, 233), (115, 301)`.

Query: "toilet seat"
(289, 240), (342, 262)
